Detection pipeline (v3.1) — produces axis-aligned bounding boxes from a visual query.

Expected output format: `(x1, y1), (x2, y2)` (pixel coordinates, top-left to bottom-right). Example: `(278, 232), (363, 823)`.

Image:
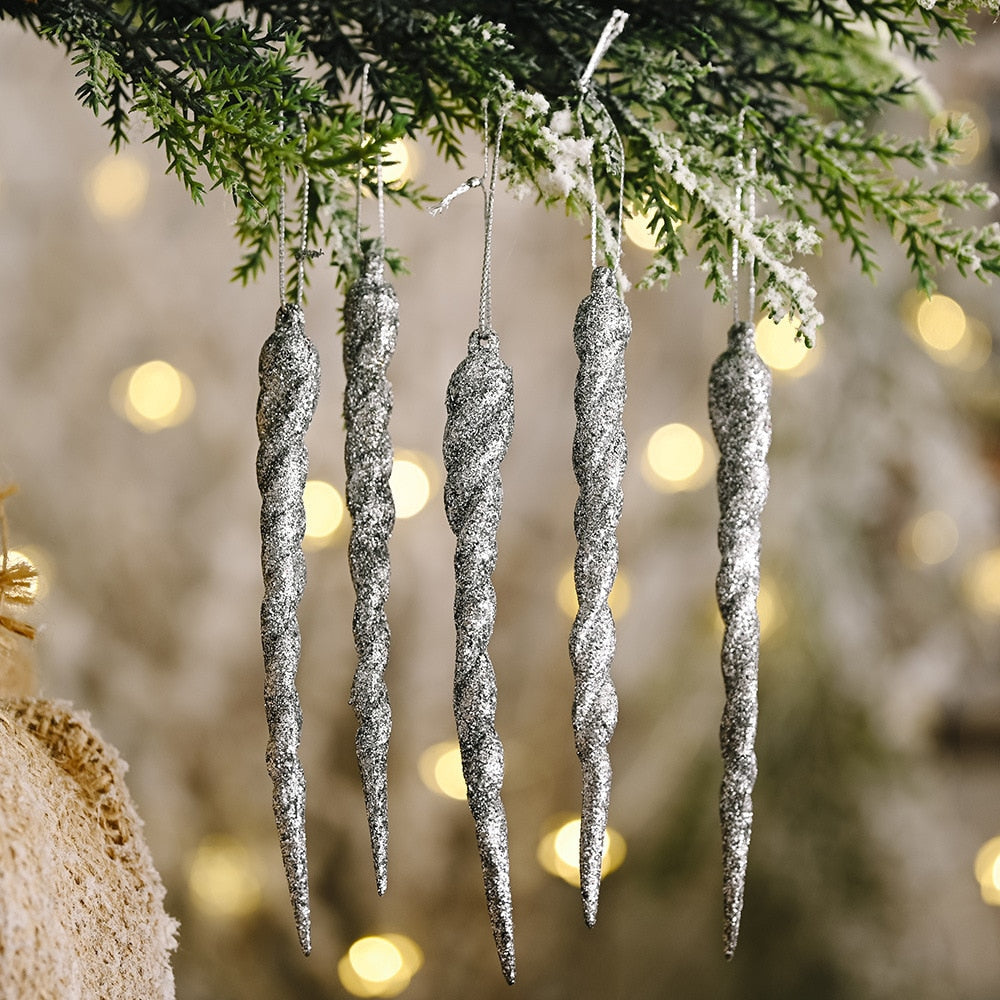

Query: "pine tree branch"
(2, 0), (998, 323)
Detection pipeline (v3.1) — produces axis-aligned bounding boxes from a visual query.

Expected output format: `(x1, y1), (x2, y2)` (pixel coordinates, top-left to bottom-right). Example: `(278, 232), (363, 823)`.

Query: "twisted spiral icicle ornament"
(256, 301), (321, 955)
(708, 320), (772, 959)
(342, 248), (398, 896)
(569, 265), (631, 927)
(443, 328), (516, 985)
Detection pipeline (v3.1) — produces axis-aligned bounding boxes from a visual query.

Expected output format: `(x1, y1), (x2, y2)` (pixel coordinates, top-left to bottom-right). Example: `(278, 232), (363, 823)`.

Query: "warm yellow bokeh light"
(350, 937), (403, 983)
(642, 422), (710, 492)
(391, 452), (434, 519)
(755, 575), (785, 642)
(901, 291), (993, 369)
(418, 741), (467, 801)
(754, 315), (819, 375)
(187, 834), (262, 919)
(111, 360), (196, 432)
(901, 510), (959, 567)
(975, 837), (1000, 905)
(339, 934), (422, 998)
(537, 816), (627, 886)
(712, 572), (784, 643)
(964, 548), (1000, 616)
(380, 139), (416, 187)
(303, 479), (345, 549)
(930, 104), (987, 167)
(951, 317), (994, 372)
(129, 361), (183, 421)
(916, 294), (966, 352)
(556, 567), (631, 620)
(624, 206), (660, 251)
(86, 154), (150, 220)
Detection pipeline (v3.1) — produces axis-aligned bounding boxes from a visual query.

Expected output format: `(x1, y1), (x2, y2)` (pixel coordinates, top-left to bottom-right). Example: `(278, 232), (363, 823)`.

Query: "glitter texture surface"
(256, 301), (320, 955)
(342, 248), (398, 896)
(708, 321), (772, 959)
(569, 266), (631, 927)
(443, 328), (516, 985)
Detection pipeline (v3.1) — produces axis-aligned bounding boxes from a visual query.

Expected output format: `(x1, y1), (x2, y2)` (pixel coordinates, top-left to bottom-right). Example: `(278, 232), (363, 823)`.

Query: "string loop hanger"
(355, 62), (390, 261)
(577, 9), (629, 273)
(277, 115), (324, 309)
(429, 99), (507, 347)
(731, 109), (759, 326)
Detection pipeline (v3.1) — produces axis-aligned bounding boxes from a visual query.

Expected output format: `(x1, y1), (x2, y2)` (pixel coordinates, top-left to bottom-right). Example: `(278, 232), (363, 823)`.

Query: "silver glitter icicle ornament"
(256, 300), (321, 955)
(708, 320), (771, 959)
(570, 265), (631, 927)
(342, 246), (399, 895)
(443, 327), (516, 985)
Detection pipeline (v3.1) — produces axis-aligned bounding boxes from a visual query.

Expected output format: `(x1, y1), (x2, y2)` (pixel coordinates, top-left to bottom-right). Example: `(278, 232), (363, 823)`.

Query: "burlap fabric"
(0, 697), (177, 999)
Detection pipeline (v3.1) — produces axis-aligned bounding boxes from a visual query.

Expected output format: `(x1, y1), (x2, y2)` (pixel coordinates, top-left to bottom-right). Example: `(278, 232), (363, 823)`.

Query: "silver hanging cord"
(376, 151), (386, 246)
(479, 103), (506, 334)
(356, 63), (369, 250)
(578, 9), (629, 271)
(297, 118), (310, 308)
(429, 175), (483, 216)
(427, 99), (506, 334)
(290, 116), (323, 307)
(354, 63), (389, 254)
(747, 145), (758, 320)
(731, 110), (758, 323)
(579, 8), (629, 91)
(277, 121), (287, 307)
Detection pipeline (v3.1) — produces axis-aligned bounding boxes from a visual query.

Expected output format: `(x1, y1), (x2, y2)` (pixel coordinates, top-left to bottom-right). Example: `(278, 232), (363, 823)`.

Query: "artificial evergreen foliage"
(2, 0), (998, 332)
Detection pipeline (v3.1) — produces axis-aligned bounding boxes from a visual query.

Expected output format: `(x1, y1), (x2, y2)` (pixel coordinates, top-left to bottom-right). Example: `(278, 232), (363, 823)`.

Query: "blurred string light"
(975, 837), (1000, 905)
(624, 205), (659, 251)
(929, 102), (988, 167)
(109, 360), (196, 432)
(85, 153), (150, 220)
(754, 315), (821, 376)
(338, 934), (423, 998)
(379, 138), (416, 188)
(711, 572), (785, 643)
(641, 422), (712, 492)
(390, 450), (437, 519)
(536, 815), (627, 887)
(556, 566), (631, 620)
(624, 200), (679, 251)
(964, 547), (1000, 616)
(899, 510), (959, 568)
(4, 548), (49, 601)
(187, 834), (263, 919)
(303, 479), (345, 550)
(899, 290), (992, 371)
(418, 740), (467, 801)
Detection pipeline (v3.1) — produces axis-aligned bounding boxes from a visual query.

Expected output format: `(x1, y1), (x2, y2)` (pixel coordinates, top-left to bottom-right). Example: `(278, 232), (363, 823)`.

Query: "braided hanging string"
(256, 141), (321, 955)
(440, 106), (516, 985)
(570, 8), (631, 928)
(711, 123), (769, 959)
(343, 66), (399, 895)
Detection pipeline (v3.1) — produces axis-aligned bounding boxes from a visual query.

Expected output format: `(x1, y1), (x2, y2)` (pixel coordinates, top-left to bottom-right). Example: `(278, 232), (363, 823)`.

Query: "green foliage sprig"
(3, 0), (998, 334)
